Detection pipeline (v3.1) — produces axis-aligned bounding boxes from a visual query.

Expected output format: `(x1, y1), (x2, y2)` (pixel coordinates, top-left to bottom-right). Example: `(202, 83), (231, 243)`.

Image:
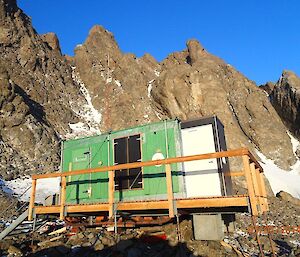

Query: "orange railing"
(28, 148), (268, 220)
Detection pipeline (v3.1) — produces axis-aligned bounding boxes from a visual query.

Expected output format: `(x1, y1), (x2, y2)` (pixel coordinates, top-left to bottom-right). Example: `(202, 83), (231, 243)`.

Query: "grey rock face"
(268, 71), (300, 139)
(0, 0), (89, 178)
(152, 41), (295, 169)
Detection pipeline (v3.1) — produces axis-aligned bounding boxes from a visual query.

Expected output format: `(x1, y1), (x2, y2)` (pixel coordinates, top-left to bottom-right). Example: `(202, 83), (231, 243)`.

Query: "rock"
(87, 232), (95, 239)
(296, 146), (300, 159)
(268, 70), (300, 139)
(260, 81), (275, 95)
(40, 32), (62, 54)
(94, 241), (104, 251)
(186, 39), (205, 65)
(7, 245), (22, 256)
(101, 236), (115, 246)
(77, 232), (85, 239)
(81, 242), (92, 247)
(276, 191), (300, 206)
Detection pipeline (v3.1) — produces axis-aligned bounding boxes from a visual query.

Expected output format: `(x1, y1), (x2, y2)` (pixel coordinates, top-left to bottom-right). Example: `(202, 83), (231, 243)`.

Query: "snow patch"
(114, 80), (122, 87)
(154, 69), (160, 77)
(256, 150), (300, 199)
(1, 177), (60, 204)
(147, 79), (154, 98)
(69, 67), (102, 139)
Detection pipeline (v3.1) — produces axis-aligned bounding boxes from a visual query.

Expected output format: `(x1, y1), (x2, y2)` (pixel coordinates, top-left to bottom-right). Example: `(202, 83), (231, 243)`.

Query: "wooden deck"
(35, 195), (249, 215)
(28, 148), (268, 220)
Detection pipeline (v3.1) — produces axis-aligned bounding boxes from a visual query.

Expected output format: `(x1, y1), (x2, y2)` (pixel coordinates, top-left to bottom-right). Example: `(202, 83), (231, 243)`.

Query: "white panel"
(182, 125), (222, 197)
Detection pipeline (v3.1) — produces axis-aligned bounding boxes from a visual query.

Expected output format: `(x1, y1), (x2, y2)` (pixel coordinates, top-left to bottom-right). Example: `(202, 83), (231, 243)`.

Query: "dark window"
(114, 135), (142, 190)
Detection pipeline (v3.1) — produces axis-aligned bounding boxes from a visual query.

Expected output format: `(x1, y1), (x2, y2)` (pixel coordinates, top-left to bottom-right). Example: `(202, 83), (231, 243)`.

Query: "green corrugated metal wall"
(62, 120), (183, 204)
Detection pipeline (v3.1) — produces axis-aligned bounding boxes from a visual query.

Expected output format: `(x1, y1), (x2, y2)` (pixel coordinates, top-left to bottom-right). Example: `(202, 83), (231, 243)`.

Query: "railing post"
(108, 170), (115, 218)
(243, 155), (258, 216)
(28, 179), (37, 221)
(59, 176), (67, 220)
(165, 164), (174, 218)
(258, 169), (268, 212)
(250, 163), (262, 215)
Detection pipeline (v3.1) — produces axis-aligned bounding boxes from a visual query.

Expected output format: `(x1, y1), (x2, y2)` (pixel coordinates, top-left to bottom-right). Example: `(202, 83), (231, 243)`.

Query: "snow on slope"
(256, 132), (300, 199)
(67, 67), (102, 139)
(1, 177), (60, 203)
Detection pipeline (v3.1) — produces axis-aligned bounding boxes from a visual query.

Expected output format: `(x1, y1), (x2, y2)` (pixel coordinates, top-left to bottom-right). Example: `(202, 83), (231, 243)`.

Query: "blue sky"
(19, 1), (300, 85)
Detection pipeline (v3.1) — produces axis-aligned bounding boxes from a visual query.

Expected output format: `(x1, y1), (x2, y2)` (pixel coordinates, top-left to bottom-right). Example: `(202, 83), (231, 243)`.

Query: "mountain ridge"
(0, 0), (299, 182)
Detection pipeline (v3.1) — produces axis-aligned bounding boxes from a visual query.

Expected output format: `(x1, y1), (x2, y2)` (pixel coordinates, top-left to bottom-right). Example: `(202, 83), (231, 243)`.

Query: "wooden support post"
(108, 170), (115, 218)
(59, 176), (66, 220)
(165, 164), (174, 218)
(258, 170), (269, 212)
(255, 168), (266, 213)
(243, 155), (258, 216)
(28, 179), (37, 221)
(250, 163), (262, 214)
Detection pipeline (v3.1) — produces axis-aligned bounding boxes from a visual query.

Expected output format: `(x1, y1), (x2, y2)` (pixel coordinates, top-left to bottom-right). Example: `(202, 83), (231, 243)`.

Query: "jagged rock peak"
(40, 32), (61, 54)
(80, 25), (120, 52)
(279, 70), (300, 89)
(260, 81), (275, 95)
(267, 70), (300, 139)
(0, 0), (18, 17)
(186, 39), (205, 65)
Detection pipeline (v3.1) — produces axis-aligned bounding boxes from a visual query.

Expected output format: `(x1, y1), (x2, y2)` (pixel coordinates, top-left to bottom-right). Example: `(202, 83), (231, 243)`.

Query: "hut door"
(114, 135), (142, 190)
(69, 148), (91, 201)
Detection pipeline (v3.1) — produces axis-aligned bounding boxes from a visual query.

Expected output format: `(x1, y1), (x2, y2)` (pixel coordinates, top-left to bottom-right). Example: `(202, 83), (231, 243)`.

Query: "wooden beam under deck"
(34, 196), (249, 215)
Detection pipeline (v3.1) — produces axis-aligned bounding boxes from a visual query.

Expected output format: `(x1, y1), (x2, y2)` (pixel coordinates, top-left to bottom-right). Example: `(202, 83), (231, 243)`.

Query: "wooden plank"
(247, 151), (263, 171)
(59, 176), (67, 220)
(28, 179), (37, 221)
(108, 170), (114, 218)
(258, 171), (269, 212)
(243, 155), (258, 216)
(35, 196), (249, 215)
(224, 171), (244, 177)
(35, 205), (60, 214)
(32, 148), (249, 179)
(250, 163), (262, 215)
(67, 204), (109, 213)
(117, 201), (169, 211)
(176, 196), (248, 208)
(165, 164), (174, 218)
(255, 168), (266, 212)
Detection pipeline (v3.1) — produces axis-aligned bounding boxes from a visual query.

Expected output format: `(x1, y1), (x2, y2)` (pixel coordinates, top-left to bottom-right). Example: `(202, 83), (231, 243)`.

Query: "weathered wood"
(32, 148), (249, 179)
(243, 155), (258, 216)
(165, 164), (174, 218)
(29, 148), (268, 218)
(34, 196), (249, 215)
(108, 170), (114, 218)
(224, 171), (244, 177)
(250, 163), (262, 214)
(28, 179), (37, 221)
(176, 196), (248, 208)
(59, 176), (66, 220)
(258, 170), (269, 212)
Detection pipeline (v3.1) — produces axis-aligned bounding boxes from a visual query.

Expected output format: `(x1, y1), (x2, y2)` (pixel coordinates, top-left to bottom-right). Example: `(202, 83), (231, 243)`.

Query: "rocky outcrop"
(0, 0), (94, 178)
(152, 40), (295, 169)
(276, 191), (300, 206)
(40, 32), (62, 54)
(74, 25), (160, 132)
(265, 71), (300, 139)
